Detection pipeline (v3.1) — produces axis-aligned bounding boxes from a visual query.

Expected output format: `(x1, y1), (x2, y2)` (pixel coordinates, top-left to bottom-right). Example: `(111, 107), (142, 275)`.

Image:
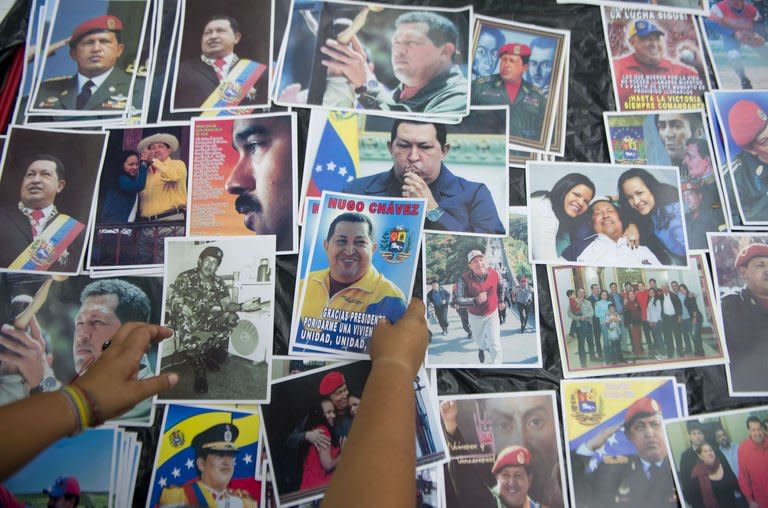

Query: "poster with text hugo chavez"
(291, 191), (426, 358)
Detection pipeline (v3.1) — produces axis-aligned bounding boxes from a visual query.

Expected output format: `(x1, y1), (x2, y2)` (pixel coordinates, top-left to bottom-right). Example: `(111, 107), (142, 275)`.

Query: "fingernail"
(167, 372), (179, 387)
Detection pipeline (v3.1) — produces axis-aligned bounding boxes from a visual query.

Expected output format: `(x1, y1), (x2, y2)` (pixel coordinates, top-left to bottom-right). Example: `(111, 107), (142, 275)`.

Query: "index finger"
(112, 323), (174, 352)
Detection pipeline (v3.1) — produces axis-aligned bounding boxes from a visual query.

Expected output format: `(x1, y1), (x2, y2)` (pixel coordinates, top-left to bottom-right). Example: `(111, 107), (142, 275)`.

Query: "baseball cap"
(467, 250), (484, 263)
(628, 19), (663, 38)
(43, 476), (80, 498)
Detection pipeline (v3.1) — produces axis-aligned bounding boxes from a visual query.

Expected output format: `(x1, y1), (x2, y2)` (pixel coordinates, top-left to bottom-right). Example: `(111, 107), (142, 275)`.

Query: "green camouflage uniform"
(167, 269), (238, 370)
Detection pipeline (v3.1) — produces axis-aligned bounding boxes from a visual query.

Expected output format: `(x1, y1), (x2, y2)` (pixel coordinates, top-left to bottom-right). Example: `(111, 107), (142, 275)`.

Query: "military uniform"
(159, 423), (258, 507)
(722, 287), (768, 392)
(471, 75), (546, 140)
(166, 250), (239, 392)
(732, 150), (768, 222)
(35, 67), (145, 111)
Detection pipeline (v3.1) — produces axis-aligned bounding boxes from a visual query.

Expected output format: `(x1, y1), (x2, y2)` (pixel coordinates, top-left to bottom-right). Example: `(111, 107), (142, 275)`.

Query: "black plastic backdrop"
(0, 0), (766, 503)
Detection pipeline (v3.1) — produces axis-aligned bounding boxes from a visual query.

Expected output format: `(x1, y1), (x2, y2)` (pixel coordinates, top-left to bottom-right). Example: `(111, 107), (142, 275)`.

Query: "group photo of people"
(550, 254), (726, 374)
(529, 162), (690, 268)
(666, 407), (768, 508)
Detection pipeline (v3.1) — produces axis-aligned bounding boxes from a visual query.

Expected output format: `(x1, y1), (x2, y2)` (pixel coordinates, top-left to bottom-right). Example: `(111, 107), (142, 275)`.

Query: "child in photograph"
(300, 399), (343, 490)
(604, 303), (623, 363)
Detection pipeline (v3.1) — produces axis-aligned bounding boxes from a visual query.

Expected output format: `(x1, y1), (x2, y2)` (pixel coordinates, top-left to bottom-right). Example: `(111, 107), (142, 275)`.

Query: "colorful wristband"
(60, 385), (87, 434)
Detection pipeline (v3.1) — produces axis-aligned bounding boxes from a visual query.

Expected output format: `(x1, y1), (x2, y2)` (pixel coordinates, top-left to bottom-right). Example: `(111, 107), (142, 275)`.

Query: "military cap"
(467, 250), (485, 263)
(319, 371), (346, 396)
(628, 19), (664, 39)
(728, 100), (768, 148)
(498, 43), (531, 58)
(624, 397), (661, 427)
(70, 15), (123, 47)
(492, 445), (531, 474)
(192, 422), (240, 453)
(137, 133), (180, 153)
(735, 243), (768, 269)
(199, 246), (223, 263)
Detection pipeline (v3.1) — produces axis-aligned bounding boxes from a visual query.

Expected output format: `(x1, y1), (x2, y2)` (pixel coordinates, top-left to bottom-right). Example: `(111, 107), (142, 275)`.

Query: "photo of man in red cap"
(727, 98), (768, 223)
(33, 13), (145, 112)
(44, 476), (80, 508)
(491, 446), (541, 508)
(570, 396), (678, 507)
(471, 41), (547, 141)
(720, 241), (768, 393)
(608, 15), (706, 111)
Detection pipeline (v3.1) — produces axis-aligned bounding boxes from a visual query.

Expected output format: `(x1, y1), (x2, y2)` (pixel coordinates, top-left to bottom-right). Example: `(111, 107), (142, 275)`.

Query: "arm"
(738, 446), (756, 506)
(321, 299), (429, 508)
(317, 428), (342, 472)
(529, 196), (561, 261)
(118, 163), (148, 193)
(153, 159), (187, 184)
(454, 276), (475, 307)
(0, 323), (177, 481)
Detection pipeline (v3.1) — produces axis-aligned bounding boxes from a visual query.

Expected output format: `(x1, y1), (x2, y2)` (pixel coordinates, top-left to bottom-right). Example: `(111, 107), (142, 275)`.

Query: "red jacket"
(738, 437), (768, 506)
(613, 53), (703, 110)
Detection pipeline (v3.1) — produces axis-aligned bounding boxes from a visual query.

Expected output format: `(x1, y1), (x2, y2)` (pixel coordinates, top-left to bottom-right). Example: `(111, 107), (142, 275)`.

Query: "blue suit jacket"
(342, 165), (505, 234)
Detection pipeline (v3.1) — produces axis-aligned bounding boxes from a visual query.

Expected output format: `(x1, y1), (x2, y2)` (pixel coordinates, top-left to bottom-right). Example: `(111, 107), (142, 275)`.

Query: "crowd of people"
(564, 278), (707, 368)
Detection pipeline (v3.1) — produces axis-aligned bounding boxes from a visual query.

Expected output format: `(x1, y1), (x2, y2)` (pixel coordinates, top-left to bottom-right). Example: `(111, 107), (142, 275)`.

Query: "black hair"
(305, 398), (340, 448)
(531, 173), (596, 225)
(600, 290), (609, 299)
(747, 416), (762, 429)
(685, 137), (710, 160)
(204, 14), (240, 34)
(479, 26), (505, 49)
(22, 154), (66, 181)
(618, 167), (680, 229)
(530, 36), (557, 52)
(115, 150), (140, 183)
(390, 119), (447, 149)
(566, 289), (575, 297)
(395, 11), (458, 48)
(80, 279), (151, 323)
(326, 212), (374, 242)
(653, 112), (703, 136)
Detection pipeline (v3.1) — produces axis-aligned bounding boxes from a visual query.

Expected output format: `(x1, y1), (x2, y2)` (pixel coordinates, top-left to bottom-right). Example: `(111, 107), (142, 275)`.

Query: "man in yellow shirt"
(137, 133), (187, 221)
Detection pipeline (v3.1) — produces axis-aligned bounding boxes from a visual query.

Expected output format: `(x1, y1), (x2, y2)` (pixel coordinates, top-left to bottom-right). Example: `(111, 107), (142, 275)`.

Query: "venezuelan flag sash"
(9, 214), (84, 270)
(201, 59), (266, 109)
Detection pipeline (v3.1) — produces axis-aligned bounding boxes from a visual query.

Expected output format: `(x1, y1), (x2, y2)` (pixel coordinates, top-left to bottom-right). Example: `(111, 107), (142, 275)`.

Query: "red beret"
(70, 15), (123, 46)
(728, 100), (768, 148)
(319, 371), (346, 396)
(681, 180), (700, 192)
(735, 243), (768, 269)
(492, 445), (531, 474)
(624, 397), (661, 427)
(499, 43), (531, 58)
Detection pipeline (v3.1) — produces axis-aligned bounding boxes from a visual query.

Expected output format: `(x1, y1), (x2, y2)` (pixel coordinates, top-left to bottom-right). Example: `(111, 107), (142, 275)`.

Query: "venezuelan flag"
(306, 111), (360, 197)
(149, 404), (260, 507)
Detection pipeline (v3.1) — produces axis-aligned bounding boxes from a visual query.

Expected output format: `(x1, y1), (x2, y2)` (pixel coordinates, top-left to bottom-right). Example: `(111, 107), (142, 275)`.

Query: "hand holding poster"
(292, 191), (426, 357)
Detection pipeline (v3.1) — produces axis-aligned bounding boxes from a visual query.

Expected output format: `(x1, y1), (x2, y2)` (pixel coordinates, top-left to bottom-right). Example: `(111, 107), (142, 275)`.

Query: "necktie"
(77, 80), (94, 109)
(31, 209), (44, 237)
(214, 58), (226, 81)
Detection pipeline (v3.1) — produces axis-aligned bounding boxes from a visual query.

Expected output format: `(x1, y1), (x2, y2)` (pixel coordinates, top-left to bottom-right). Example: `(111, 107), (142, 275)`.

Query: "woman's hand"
(623, 223), (640, 249)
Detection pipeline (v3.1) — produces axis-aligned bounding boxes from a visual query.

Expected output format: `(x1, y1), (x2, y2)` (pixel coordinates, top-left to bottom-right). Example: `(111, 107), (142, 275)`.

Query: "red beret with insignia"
(681, 181), (700, 193)
(735, 243), (768, 269)
(70, 15), (123, 47)
(728, 100), (768, 148)
(492, 445), (531, 475)
(499, 43), (531, 58)
(319, 371), (346, 396)
(624, 397), (661, 427)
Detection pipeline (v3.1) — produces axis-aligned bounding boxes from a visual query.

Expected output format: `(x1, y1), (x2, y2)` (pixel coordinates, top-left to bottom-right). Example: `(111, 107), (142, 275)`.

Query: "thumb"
(133, 372), (178, 400)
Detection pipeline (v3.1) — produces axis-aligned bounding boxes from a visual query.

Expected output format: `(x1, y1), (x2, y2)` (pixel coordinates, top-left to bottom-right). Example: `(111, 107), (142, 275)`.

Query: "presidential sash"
(201, 59), (266, 109)
(9, 214), (85, 271)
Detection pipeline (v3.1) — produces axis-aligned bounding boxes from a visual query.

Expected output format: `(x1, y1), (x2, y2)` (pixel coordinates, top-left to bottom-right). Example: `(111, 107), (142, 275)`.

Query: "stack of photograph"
(0, 0), (767, 506)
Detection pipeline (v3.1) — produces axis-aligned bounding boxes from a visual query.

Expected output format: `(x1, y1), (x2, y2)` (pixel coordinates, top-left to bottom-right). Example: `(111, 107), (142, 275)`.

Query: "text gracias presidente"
(302, 197), (420, 352)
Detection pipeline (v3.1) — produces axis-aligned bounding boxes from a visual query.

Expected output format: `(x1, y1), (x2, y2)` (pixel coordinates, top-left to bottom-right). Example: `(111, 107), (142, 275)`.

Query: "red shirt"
(713, 0), (757, 29)
(635, 289), (649, 320)
(738, 437), (768, 506)
(504, 80), (522, 104)
(612, 53), (703, 110)
(461, 268), (500, 317)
